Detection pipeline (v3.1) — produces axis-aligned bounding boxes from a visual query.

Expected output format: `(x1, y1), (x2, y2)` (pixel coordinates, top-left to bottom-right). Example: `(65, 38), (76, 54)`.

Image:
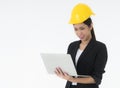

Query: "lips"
(79, 35), (84, 39)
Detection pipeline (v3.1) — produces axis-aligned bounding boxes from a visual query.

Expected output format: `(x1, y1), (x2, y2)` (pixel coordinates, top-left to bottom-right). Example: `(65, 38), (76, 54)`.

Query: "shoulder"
(68, 40), (80, 47)
(95, 40), (107, 48)
(67, 40), (80, 52)
(95, 40), (108, 59)
(95, 40), (107, 51)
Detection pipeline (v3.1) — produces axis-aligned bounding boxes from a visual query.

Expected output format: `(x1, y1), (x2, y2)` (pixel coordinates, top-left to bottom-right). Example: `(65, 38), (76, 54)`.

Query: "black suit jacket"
(65, 38), (108, 88)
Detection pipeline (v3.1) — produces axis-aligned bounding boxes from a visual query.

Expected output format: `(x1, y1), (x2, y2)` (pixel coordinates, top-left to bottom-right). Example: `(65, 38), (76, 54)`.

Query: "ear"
(90, 23), (93, 30)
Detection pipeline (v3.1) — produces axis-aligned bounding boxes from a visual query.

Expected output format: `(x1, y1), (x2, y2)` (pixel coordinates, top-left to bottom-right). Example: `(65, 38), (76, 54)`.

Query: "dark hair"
(83, 18), (96, 40)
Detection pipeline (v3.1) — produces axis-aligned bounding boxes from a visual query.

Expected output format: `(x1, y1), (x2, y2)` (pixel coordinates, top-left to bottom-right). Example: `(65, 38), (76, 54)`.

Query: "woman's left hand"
(54, 67), (73, 82)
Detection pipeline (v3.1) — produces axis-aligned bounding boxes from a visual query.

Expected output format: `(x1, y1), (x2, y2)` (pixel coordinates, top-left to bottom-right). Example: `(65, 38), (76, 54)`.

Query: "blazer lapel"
(71, 40), (81, 67)
(77, 38), (96, 66)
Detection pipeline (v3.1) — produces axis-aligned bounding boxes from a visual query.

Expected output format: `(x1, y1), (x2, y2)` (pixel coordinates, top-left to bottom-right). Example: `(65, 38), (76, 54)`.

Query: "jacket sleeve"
(91, 44), (108, 85)
(65, 43), (73, 88)
(67, 42), (73, 54)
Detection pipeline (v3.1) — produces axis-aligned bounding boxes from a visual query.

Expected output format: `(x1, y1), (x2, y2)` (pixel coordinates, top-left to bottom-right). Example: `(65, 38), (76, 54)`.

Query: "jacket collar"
(73, 38), (96, 66)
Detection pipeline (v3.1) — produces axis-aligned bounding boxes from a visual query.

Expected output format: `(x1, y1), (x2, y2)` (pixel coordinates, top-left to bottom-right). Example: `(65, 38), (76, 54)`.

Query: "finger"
(57, 67), (65, 76)
(55, 68), (60, 76)
(54, 70), (57, 74)
(56, 67), (64, 76)
(64, 72), (69, 76)
(56, 67), (61, 74)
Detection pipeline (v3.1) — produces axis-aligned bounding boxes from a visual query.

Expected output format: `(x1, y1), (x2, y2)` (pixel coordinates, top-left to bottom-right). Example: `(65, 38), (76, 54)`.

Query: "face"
(73, 23), (92, 41)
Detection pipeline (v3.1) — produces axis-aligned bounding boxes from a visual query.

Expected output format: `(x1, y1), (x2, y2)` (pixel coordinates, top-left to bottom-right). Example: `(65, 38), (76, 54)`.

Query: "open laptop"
(40, 53), (90, 77)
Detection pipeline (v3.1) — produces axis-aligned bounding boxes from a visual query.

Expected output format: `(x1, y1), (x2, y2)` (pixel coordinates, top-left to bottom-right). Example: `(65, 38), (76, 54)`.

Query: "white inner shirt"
(75, 49), (83, 65)
(72, 48), (83, 85)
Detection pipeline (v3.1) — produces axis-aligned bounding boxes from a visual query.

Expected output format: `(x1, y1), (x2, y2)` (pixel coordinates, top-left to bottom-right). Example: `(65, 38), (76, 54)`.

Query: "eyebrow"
(79, 25), (87, 29)
(73, 24), (87, 29)
(79, 26), (85, 28)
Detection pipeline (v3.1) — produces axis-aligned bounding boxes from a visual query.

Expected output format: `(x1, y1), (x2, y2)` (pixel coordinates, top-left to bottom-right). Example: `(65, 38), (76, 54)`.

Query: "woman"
(55, 3), (108, 88)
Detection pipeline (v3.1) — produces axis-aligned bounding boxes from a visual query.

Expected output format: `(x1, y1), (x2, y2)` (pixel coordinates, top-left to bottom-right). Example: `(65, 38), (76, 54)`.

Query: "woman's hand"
(55, 67), (96, 84)
(54, 67), (74, 82)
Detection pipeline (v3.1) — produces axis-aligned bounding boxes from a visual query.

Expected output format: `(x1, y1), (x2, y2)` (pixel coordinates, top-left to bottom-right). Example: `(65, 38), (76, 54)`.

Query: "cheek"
(82, 30), (90, 36)
(81, 30), (87, 35)
(85, 31), (91, 38)
(75, 31), (79, 36)
(85, 28), (90, 33)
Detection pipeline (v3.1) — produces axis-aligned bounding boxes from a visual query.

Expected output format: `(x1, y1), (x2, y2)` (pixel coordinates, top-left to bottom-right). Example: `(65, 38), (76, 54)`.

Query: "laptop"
(40, 53), (90, 77)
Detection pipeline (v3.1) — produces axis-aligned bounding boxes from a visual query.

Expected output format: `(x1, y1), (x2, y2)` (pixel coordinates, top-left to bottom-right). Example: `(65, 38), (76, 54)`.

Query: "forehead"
(73, 23), (87, 28)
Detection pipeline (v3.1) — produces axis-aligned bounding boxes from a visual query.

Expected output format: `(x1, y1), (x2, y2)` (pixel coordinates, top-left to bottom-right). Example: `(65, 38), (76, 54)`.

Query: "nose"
(76, 30), (82, 35)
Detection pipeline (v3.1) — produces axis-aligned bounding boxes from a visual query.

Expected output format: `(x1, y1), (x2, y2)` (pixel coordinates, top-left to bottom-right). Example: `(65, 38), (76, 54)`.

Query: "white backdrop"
(0, 0), (120, 88)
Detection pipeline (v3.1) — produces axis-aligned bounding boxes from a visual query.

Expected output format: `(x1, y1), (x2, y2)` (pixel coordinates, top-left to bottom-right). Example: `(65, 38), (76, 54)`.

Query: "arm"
(71, 44), (108, 85)
(55, 67), (95, 84)
(69, 76), (95, 84)
(55, 44), (107, 85)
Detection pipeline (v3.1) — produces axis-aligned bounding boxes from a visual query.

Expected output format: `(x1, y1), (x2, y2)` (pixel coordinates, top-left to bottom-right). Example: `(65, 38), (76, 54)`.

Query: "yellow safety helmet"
(69, 3), (95, 24)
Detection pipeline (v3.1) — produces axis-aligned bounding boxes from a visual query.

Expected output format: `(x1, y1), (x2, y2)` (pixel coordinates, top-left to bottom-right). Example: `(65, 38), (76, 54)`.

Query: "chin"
(81, 38), (87, 41)
(80, 38), (85, 41)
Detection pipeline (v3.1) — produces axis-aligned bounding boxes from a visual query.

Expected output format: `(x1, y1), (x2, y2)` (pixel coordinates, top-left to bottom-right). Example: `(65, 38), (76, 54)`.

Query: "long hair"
(83, 18), (96, 40)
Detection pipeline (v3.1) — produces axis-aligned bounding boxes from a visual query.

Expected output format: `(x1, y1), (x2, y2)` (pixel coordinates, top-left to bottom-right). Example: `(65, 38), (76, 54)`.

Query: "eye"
(80, 27), (85, 30)
(74, 28), (78, 31)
